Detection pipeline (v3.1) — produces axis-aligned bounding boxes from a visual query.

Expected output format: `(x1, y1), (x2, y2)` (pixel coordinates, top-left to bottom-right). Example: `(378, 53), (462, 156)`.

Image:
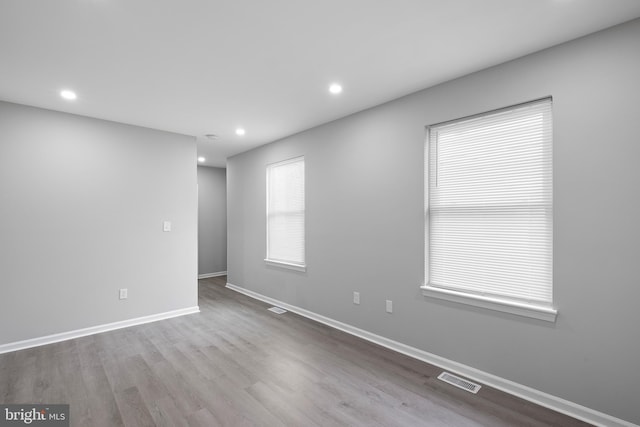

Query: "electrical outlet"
(353, 292), (360, 305)
(163, 221), (171, 232)
(119, 288), (128, 300)
(386, 300), (393, 313)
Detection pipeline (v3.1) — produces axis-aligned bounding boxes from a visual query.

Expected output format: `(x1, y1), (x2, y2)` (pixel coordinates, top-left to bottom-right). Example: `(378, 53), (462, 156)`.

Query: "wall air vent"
(437, 371), (481, 394)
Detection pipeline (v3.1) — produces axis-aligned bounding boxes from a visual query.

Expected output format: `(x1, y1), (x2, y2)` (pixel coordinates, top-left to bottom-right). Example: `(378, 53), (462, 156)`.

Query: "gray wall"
(198, 166), (227, 275)
(0, 101), (198, 345)
(227, 19), (640, 424)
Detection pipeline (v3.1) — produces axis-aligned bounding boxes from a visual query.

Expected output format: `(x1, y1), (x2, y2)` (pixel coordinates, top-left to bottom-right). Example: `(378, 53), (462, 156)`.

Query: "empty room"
(1, 1), (640, 426)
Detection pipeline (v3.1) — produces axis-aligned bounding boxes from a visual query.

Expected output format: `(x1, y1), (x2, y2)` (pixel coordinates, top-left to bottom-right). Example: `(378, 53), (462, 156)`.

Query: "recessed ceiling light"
(197, 156), (206, 163)
(60, 89), (77, 100)
(235, 128), (246, 136)
(329, 83), (343, 94)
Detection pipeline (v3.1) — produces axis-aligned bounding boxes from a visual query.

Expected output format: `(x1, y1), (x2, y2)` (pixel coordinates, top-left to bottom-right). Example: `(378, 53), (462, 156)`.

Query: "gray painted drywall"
(198, 166), (227, 275)
(0, 101), (198, 345)
(227, 19), (640, 424)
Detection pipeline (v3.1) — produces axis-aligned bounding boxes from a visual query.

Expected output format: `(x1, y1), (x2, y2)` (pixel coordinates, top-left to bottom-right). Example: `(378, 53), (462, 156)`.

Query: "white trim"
(266, 155), (305, 169)
(198, 271), (227, 279)
(0, 306), (200, 355)
(264, 259), (306, 272)
(421, 285), (558, 322)
(225, 282), (637, 427)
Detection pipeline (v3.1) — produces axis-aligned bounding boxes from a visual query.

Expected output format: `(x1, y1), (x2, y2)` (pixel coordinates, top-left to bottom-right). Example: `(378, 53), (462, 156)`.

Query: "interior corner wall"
(197, 166), (227, 275)
(0, 101), (198, 345)
(226, 19), (640, 424)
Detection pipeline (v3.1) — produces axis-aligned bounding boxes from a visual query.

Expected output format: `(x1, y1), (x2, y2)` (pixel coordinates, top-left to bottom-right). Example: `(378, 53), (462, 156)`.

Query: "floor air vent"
(268, 307), (287, 314)
(437, 372), (481, 394)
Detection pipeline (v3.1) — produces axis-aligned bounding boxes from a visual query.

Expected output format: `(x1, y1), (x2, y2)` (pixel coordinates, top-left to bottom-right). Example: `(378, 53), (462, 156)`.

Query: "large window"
(265, 156), (305, 271)
(423, 98), (556, 321)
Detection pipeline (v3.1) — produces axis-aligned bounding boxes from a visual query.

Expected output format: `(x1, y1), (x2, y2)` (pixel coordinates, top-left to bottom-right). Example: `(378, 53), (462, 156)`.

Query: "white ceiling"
(2, 1), (640, 167)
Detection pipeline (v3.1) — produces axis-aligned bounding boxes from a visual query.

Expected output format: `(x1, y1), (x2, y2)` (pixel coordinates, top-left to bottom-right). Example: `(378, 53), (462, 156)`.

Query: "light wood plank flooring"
(0, 277), (591, 426)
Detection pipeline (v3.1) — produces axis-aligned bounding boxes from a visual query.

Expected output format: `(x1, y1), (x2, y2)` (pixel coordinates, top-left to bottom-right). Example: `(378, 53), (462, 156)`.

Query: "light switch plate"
(163, 221), (171, 232)
(119, 288), (128, 300)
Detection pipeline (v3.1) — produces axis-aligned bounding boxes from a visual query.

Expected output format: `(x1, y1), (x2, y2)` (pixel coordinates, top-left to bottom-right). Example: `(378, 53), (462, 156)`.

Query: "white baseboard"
(198, 271), (227, 279)
(225, 282), (637, 427)
(0, 306), (200, 355)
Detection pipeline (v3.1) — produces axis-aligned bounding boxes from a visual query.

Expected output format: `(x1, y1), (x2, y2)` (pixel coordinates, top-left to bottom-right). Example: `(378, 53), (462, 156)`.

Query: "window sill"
(420, 285), (557, 322)
(264, 259), (306, 272)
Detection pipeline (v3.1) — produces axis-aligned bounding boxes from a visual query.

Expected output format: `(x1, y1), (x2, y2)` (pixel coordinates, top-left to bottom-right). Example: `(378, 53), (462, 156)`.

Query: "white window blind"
(266, 156), (305, 269)
(426, 99), (553, 310)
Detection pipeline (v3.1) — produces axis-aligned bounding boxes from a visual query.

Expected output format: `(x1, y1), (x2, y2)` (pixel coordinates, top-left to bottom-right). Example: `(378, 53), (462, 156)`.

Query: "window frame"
(421, 98), (557, 322)
(264, 155), (306, 272)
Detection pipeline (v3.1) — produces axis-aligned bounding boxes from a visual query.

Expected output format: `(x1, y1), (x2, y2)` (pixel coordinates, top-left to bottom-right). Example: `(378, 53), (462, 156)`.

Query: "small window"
(423, 99), (556, 321)
(265, 156), (305, 271)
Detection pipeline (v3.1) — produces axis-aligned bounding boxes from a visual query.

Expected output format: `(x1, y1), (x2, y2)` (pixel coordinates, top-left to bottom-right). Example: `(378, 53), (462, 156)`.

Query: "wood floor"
(0, 277), (591, 427)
